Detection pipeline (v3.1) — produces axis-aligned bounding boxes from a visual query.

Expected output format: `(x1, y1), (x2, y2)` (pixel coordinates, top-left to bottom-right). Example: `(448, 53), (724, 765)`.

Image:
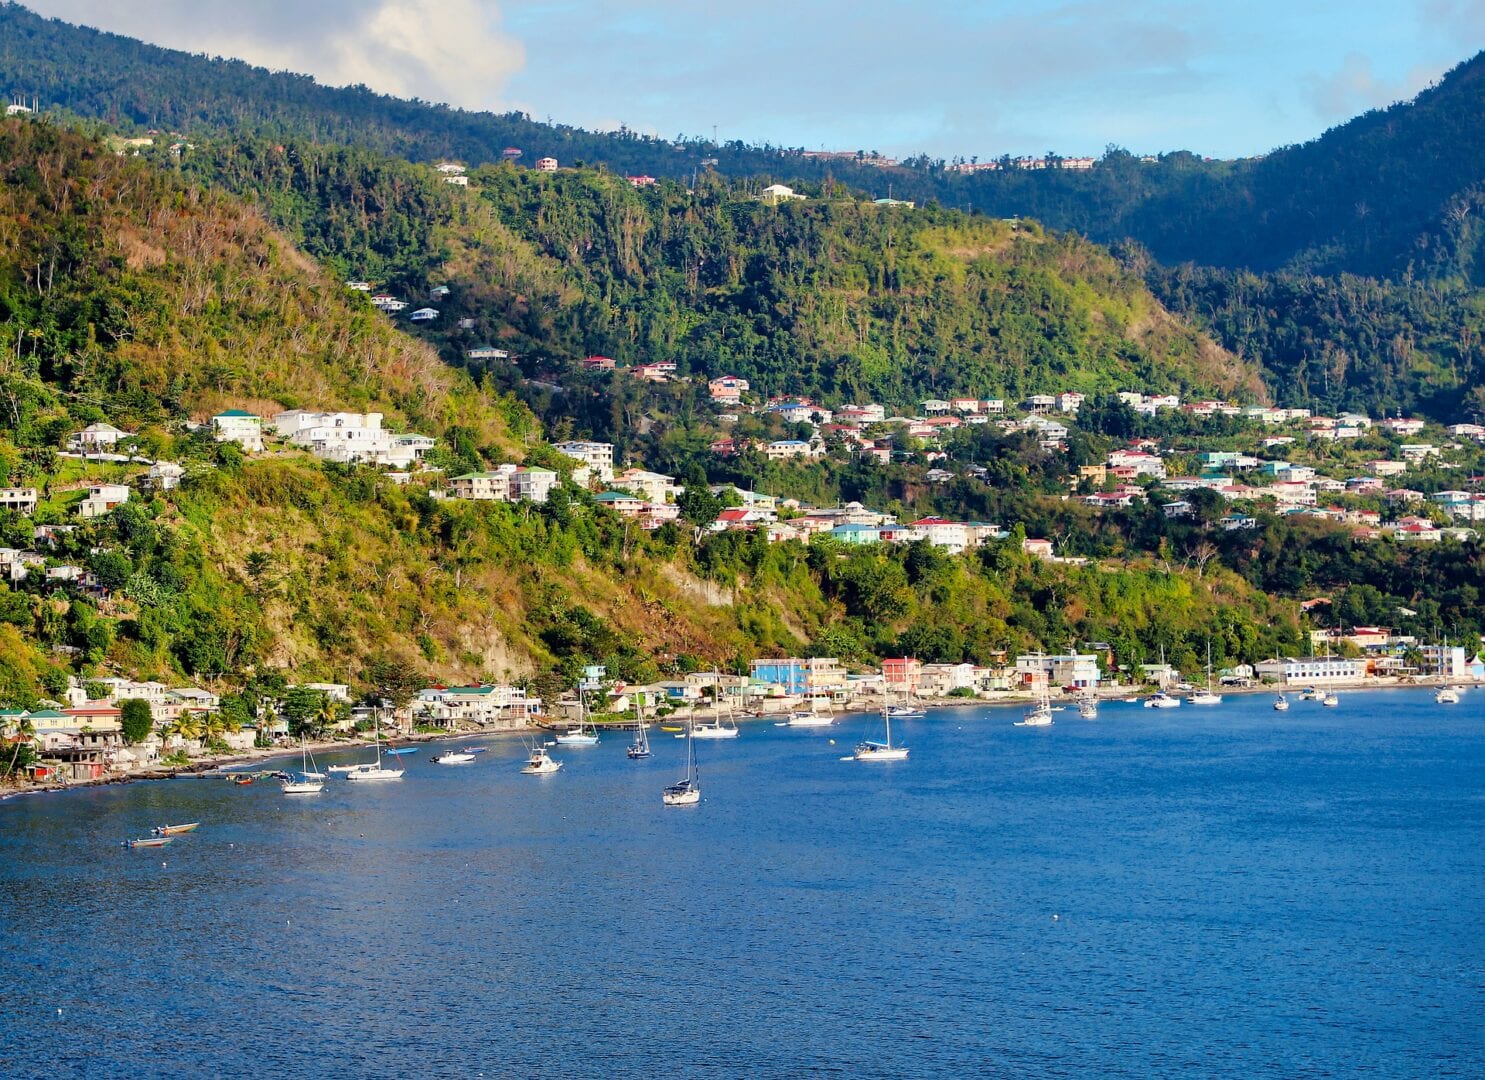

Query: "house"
(1399, 444), (1440, 464)
(750, 657), (845, 696)
(435, 162), (466, 174)
(910, 517), (970, 553)
(830, 523), (883, 545)
(708, 376), (749, 403)
(408, 307), (439, 322)
(760, 183), (805, 204)
(443, 174), (469, 186)
(1220, 514), (1257, 531)
(466, 346), (511, 362)
(272, 411), (434, 469)
(554, 440), (615, 481)
(593, 491), (647, 516)
(448, 471), (514, 501)
(79, 484), (130, 519)
(1254, 657), (1367, 685)
(148, 462), (184, 491)
(1022, 538), (1055, 559)
(417, 684), (540, 728)
(371, 296), (407, 312)
(950, 398), (980, 414)
(1381, 417), (1426, 437)
(581, 355), (617, 371)
(627, 175), (658, 187)
(535, 157), (558, 172)
(1162, 500), (1194, 518)
(614, 468), (679, 505)
(920, 399), (952, 415)
(630, 361), (677, 383)
(0, 488), (37, 515)
(766, 440), (822, 461)
(1016, 653), (1101, 690)
(882, 657), (924, 692)
(68, 422), (130, 451)
(212, 410), (264, 452)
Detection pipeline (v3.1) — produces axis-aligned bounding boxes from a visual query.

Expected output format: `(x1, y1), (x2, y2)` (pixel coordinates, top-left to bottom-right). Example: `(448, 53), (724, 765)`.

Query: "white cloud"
(25, 0), (525, 109)
(1307, 52), (1441, 121)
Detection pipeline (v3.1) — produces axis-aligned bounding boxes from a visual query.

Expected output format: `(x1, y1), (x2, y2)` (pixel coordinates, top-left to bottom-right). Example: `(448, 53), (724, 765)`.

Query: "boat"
(150, 822), (200, 836)
(886, 692), (927, 720)
(383, 746), (419, 757)
(1016, 688), (1054, 727)
(1321, 692), (1340, 708)
(692, 696), (740, 739)
(1299, 686), (1322, 701)
(281, 739), (325, 794)
(521, 744), (562, 775)
(431, 749), (477, 764)
(785, 709), (833, 728)
(232, 775), (255, 785)
(557, 687), (601, 745)
(1273, 694), (1290, 712)
(1078, 696), (1098, 720)
(854, 704), (910, 762)
(124, 836), (174, 849)
(662, 721), (701, 805)
(1143, 692), (1181, 709)
(1435, 686), (1460, 704)
(344, 711), (406, 782)
(627, 699), (651, 759)
(1186, 643), (1223, 705)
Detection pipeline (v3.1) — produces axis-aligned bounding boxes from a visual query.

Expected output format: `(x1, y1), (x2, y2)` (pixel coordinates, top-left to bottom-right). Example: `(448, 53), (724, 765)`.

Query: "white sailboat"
(1078, 695), (1098, 719)
(785, 701), (833, 727)
(281, 738), (325, 794)
(1016, 687), (1055, 727)
(1321, 691), (1340, 708)
(887, 687), (927, 719)
(627, 697), (651, 759)
(854, 703), (910, 761)
(1187, 643), (1223, 705)
(663, 720), (700, 805)
(692, 694), (740, 739)
(1272, 693), (1290, 711)
(344, 712), (405, 782)
(556, 688), (600, 745)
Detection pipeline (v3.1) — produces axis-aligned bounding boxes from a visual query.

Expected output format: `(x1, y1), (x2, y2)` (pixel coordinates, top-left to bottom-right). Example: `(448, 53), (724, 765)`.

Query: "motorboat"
(521, 745), (562, 775)
(785, 710), (833, 728)
(327, 764), (361, 774)
(432, 749), (477, 764)
(1143, 692), (1181, 709)
(124, 836), (174, 849)
(1299, 687), (1322, 701)
(1273, 694), (1290, 712)
(1435, 686), (1460, 704)
(151, 822), (200, 836)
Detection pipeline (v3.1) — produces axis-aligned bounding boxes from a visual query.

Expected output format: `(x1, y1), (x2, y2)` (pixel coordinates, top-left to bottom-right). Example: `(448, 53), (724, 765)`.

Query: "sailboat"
(1016, 687), (1054, 727)
(627, 697), (651, 759)
(662, 720), (701, 805)
(854, 703), (910, 761)
(887, 687), (926, 719)
(1187, 643), (1223, 705)
(1272, 693), (1290, 711)
(1078, 694), (1098, 719)
(344, 711), (405, 782)
(1321, 691), (1340, 707)
(1435, 685), (1460, 704)
(692, 693), (740, 739)
(556, 687), (600, 745)
(281, 738), (325, 794)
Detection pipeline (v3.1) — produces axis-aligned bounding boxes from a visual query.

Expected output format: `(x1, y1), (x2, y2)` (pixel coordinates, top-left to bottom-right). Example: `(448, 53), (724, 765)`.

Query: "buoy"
(828, 739), (835, 746)
(1052, 914), (1060, 921)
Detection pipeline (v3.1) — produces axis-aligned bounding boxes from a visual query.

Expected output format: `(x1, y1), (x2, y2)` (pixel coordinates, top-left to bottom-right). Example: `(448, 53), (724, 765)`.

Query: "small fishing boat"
(151, 822), (200, 836)
(125, 836), (174, 849)
(232, 775), (255, 786)
(1273, 694), (1290, 712)
(521, 745), (562, 775)
(432, 749), (477, 764)
(383, 747), (420, 756)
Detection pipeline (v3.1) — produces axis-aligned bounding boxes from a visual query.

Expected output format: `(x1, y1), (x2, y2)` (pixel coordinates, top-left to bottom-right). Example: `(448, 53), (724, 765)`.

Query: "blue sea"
(1, 690), (1482, 1078)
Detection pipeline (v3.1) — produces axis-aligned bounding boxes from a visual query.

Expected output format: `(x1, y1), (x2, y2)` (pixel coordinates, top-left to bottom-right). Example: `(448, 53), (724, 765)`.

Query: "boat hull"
(344, 768), (405, 781)
(280, 781), (324, 794)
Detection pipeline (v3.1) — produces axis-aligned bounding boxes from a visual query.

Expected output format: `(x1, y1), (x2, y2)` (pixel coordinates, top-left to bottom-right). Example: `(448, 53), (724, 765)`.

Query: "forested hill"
(179, 140), (1259, 406)
(3, 3), (1481, 284)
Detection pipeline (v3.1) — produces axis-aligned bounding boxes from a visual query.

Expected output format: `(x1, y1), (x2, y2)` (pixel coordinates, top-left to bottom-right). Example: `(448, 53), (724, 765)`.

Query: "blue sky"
(24, 0), (1485, 159)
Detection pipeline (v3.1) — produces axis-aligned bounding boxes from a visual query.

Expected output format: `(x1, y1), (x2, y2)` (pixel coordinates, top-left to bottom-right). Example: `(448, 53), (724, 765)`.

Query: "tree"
(3, 711), (35, 777)
(363, 655), (423, 712)
(119, 698), (153, 744)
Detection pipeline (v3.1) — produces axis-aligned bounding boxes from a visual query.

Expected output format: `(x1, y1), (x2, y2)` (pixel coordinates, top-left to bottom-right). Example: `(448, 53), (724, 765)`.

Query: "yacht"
(627, 701), (651, 759)
(1144, 692), (1181, 709)
(432, 749), (477, 764)
(1187, 643), (1223, 705)
(854, 706), (910, 761)
(785, 709), (833, 728)
(1321, 692), (1340, 708)
(692, 698), (740, 739)
(1299, 686), (1322, 701)
(1273, 693), (1290, 712)
(887, 700), (927, 720)
(663, 721), (701, 805)
(521, 745), (562, 775)
(1435, 685), (1460, 704)
(557, 687), (601, 745)
(1078, 696), (1098, 720)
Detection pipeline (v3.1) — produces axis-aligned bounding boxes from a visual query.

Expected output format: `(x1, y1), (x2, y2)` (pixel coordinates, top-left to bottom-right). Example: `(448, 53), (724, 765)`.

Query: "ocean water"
(0, 690), (1481, 1078)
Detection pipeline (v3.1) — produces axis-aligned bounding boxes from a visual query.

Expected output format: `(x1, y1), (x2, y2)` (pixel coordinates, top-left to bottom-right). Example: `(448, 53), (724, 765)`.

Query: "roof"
(214, 409), (259, 418)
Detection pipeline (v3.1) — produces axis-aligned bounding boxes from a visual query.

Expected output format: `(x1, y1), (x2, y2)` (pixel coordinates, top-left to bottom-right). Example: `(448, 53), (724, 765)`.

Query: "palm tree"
(167, 712), (205, 752)
(312, 694), (339, 737)
(4, 712), (36, 777)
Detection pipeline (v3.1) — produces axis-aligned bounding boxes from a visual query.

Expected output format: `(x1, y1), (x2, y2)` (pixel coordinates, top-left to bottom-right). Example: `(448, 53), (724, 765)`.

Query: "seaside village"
(4, 359), (1485, 785)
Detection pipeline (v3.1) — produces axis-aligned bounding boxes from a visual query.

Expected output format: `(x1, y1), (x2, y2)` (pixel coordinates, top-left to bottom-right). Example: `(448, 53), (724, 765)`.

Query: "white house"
(148, 462), (184, 490)
(466, 346), (510, 362)
(79, 484), (130, 518)
(0, 488), (37, 515)
(409, 307), (439, 322)
(212, 410), (264, 452)
(760, 183), (806, 203)
(272, 411), (434, 469)
(1254, 657), (1367, 685)
(554, 441), (615, 482)
(535, 157), (558, 172)
(68, 423), (130, 451)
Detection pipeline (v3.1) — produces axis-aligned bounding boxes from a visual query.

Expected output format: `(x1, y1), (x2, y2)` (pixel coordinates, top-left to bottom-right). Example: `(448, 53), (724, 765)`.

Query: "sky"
(21, 0), (1485, 159)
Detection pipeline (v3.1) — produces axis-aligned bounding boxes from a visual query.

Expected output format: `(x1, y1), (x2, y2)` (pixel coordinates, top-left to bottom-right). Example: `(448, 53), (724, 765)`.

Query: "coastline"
(3, 678), (1474, 804)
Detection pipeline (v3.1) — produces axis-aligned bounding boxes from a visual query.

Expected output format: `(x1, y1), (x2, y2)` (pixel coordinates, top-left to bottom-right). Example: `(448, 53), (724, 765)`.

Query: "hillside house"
(79, 484), (130, 519)
(0, 488), (37, 515)
(760, 183), (805, 204)
(148, 462), (184, 491)
(466, 346), (511, 362)
(535, 157), (558, 172)
(68, 423), (130, 451)
(272, 411), (434, 469)
(408, 307), (439, 322)
(554, 440), (615, 481)
(212, 410), (264, 452)
(708, 375), (749, 403)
